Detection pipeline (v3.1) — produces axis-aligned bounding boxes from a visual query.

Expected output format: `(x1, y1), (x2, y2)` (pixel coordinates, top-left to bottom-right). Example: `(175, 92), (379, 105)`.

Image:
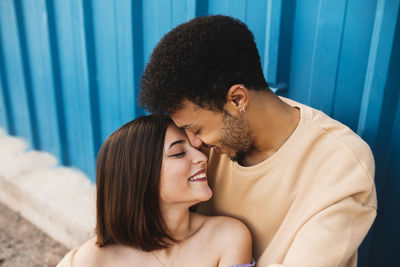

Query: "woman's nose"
(192, 148), (207, 165)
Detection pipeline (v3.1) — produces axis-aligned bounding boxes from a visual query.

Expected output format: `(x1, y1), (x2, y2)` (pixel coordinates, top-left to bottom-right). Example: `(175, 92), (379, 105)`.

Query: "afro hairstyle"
(139, 15), (268, 114)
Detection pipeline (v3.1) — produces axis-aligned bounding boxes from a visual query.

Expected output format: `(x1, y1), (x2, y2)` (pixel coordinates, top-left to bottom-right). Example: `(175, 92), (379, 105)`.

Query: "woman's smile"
(188, 168), (207, 182)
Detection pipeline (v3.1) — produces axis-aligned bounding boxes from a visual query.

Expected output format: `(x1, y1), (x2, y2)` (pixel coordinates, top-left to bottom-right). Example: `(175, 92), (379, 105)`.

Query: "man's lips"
(188, 168), (207, 182)
(214, 146), (222, 154)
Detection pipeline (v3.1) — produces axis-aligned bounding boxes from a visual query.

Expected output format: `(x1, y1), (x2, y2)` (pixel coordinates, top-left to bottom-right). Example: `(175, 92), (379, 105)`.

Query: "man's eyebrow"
(179, 124), (194, 130)
(168, 139), (185, 149)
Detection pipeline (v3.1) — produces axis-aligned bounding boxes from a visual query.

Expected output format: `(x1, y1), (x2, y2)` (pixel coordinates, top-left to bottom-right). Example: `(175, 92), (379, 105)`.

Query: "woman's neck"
(160, 204), (192, 241)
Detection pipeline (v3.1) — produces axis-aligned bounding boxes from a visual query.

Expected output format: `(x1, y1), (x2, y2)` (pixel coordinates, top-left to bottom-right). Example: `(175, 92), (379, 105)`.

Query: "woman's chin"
(162, 185), (212, 206)
(195, 186), (213, 202)
(185, 185), (213, 204)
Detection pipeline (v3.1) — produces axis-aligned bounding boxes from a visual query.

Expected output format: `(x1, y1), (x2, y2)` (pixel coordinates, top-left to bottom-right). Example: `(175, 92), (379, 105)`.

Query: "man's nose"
(186, 131), (203, 148)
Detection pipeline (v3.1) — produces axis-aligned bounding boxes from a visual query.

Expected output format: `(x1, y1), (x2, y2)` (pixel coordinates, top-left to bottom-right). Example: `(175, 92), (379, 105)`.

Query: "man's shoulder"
(282, 97), (373, 168)
(304, 105), (374, 176)
(280, 98), (375, 190)
(295, 103), (375, 197)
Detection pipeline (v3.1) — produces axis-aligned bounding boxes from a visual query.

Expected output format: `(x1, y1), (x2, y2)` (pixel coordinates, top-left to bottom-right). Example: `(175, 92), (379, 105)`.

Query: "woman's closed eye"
(169, 151), (186, 158)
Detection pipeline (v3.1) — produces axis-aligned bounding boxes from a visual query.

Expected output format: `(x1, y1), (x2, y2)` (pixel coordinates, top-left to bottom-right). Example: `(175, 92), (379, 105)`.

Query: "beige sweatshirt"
(199, 97), (377, 267)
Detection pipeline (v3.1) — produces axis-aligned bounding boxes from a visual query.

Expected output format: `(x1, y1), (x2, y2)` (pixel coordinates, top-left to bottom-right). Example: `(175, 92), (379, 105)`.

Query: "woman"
(57, 115), (255, 267)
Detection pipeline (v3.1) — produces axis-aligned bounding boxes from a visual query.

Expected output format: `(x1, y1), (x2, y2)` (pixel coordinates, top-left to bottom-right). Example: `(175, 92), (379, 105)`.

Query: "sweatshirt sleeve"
(266, 138), (377, 267)
(275, 195), (376, 267)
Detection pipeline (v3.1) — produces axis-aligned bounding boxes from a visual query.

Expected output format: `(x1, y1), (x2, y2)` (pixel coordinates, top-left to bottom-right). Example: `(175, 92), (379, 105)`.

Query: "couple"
(58, 15), (377, 266)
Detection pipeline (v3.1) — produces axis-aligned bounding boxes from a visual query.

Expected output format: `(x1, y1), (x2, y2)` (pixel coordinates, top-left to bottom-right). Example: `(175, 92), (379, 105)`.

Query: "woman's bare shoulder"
(71, 237), (103, 267)
(192, 213), (252, 245)
(198, 214), (253, 266)
(202, 214), (250, 234)
(71, 237), (148, 267)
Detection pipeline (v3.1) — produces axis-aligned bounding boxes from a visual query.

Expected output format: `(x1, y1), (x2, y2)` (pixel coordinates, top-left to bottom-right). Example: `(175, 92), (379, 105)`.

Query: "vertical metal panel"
(357, 0), (399, 150)
(195, 0), (208, 16)
(92, 0), (127, 143)
(52, 0), (96, 178)
(0, 37), (10, 133)
(289, 0), (322, 104)
(114, 1), (139, 126)
(0, 71), (7, 133)
(359, 1), (400, 265)
(332, 0), (377, 130)
(208, 0), (249, 20)
(225, 0), (247, 21)
(263, 0), (282, 85)
(142, 0), (173, 64)
(19, 0), (62, 159)
(366, 96), (400, 267)
(0, 0), (34, 145)
(132, 0), (145, 119)
(91, 0), (145, 146)
(306, 0), (348, 114)
(207, 0), (227, 15)
(246, 0), (268, 67)
(289, 0), (349, 113)
(45, 0), (70, 165)
(287, 0), (399, 265)
(171, 0), (197, 27)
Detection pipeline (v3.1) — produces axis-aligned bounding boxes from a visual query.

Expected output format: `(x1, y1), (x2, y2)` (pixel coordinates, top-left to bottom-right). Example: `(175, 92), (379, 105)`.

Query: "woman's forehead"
(164, 124), (187, 146)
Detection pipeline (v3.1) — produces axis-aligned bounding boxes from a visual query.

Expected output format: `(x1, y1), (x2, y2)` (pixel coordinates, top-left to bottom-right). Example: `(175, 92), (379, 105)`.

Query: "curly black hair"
(139, 15), (268, 114)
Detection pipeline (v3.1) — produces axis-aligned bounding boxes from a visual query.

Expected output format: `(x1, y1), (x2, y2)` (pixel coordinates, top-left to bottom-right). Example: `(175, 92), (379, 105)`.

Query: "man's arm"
(275, 196), (376, 267)
(261, 142), (377, 267)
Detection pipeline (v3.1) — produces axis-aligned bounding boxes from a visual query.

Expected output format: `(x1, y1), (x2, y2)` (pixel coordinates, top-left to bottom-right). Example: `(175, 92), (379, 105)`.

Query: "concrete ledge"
(0, 128), (95, 249)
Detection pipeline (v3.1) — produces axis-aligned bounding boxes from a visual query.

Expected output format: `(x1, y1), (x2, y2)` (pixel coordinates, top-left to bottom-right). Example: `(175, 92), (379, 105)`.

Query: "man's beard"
(220, 110), (252, 164)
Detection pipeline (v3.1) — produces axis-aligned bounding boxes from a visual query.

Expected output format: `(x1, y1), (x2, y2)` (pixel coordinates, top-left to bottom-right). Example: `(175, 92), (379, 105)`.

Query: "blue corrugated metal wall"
(0, 0), (399, 265)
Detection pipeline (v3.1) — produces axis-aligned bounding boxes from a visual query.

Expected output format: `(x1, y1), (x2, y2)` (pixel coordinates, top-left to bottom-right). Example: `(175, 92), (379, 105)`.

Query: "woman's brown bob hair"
(95, 114), (175, 251)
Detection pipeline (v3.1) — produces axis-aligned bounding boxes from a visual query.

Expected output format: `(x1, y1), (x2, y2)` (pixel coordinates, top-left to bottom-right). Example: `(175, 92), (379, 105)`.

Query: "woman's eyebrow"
(168, 139), (185, 150)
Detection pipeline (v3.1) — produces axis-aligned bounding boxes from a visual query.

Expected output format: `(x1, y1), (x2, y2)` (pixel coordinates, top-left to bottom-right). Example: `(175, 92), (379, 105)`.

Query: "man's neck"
(244, 91), (300, 166)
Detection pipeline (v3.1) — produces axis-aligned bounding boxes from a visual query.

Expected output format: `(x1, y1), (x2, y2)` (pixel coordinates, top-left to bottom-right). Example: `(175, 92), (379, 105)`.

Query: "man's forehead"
(171, 99), (220, 128)
(170, 112), (196, 129)
(170, 100), (201, 125)
(179, 99), (202, 112)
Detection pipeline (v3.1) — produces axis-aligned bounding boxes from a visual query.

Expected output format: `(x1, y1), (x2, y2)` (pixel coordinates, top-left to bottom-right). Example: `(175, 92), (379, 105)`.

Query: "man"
(139, 15), (376, 266)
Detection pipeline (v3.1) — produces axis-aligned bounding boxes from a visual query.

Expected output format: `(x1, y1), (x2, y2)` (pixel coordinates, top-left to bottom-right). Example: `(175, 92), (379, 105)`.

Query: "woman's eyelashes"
(169, 151), (186, 158)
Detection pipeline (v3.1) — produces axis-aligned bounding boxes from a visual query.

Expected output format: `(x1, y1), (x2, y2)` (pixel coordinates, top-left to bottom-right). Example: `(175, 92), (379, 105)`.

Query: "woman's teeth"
(189, 173), (207, 182)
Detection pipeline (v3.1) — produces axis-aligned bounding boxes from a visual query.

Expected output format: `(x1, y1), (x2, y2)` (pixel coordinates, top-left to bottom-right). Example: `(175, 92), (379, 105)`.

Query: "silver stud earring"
(240, 104), (246, 114)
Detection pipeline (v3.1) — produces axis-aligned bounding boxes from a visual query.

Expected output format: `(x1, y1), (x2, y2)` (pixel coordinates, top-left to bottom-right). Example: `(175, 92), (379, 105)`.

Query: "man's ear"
(225, 84), (249, 115)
